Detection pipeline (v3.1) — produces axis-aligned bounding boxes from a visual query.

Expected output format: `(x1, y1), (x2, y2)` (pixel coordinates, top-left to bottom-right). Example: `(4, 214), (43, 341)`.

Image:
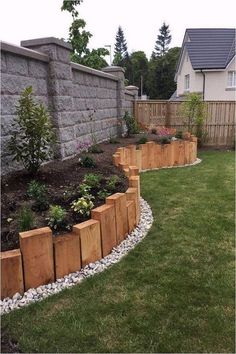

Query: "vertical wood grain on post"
(112, 153), (120, 167)
(169, 142), (175, 166)
(184, 140), (190, 164)
(19, 227), (54, 290)
(53, 233), (81, 279)
(189, 142), (195, 163)
(117, 147), (125, 164)
(126, 187), (139, 225)
(162, 144), (169, 167)
(124, 147), (131, 166)
(1, 249), (24, 299)
(73, 220), (102, 267)
(126, 201), (136, 233)
(127, 145), (136, 165)
(178, 141), (185, 165)
(135, 149), (142, 171)
(140, 143), (149, 170)
(155, 144), (162, 168)
(146, 141), (156, 169)
(172, 140), (179, 165)
(91, 204), (117, 257)
(118, 162), (128, 171)
(106, 193), (128, 243)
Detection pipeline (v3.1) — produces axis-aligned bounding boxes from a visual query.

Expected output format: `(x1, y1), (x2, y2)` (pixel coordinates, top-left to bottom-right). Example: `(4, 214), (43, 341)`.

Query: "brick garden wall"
(1, 37), (138, 175)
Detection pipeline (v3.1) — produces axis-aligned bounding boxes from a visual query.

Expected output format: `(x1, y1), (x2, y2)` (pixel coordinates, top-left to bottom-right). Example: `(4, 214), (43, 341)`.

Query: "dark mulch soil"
(1, 136), (142, 253)
(1, 329), (21, 353)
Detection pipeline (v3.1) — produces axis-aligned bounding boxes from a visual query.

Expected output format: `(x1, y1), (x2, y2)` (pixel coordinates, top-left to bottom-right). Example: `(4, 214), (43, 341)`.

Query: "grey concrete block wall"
(1, 38), (138, 174)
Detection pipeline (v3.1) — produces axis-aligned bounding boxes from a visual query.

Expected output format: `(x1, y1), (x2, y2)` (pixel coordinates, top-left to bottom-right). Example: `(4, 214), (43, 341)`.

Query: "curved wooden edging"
(1, 137), (198, 300)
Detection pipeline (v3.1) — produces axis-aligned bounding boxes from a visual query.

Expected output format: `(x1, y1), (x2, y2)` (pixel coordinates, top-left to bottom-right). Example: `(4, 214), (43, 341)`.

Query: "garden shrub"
(9, 86), (56, 174)
(88, 145), (104, 154)
(175, 130), (183, 139)
(47, 205), (67, 230)
(83, 173), (102, 189)
(18, 207), (34, 232)
(137, 134), (148, 145)
(79, 155), (97, 168)
(27, 180), (49, 211)
(106, 175), (120, 192)
(97, 189), (110, 201)
(160, 136), (171, 144)
(71, 195), (94, 217)
(123, 111), (139, 137)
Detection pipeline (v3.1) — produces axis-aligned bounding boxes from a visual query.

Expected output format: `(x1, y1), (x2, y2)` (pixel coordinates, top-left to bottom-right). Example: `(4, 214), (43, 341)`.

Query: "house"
(173, 28), (236, 101)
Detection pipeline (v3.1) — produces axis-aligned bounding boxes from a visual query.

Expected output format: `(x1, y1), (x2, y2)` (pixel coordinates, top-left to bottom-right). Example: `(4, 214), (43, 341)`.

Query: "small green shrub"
(106, 175), (120, 192)
(8, 86), (56, 174)
(18, 207), (34, 232)
(88, 145), (104, 154)
(27, 180), (49, 211)
(123, 111), (139, 137)
(47, 205), (67, 230)
(83, 173), (102, 189)
(79, 155), (97, 168)
(175, 131), (183, 139)
(160, 137), (171, 144)
(137, 135), (148, 145)
(78, 183), (92, 196)
(71, 196), (94, 217)
(97, 189), (110, 201)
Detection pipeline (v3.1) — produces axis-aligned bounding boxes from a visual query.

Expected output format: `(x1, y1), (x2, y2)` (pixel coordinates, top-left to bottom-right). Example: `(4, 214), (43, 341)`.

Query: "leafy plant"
(97, 189), (110, 201)
(175, 131), (183, 139)
(123, 111), (139, 137)
(78, 183), (92, 195)
(83, 173), (102, 189)
(8, 86), (56, 174)
(160, 137), (171, 144)
(79, 155), (97, 168)
(27, 180), (49, 211)
(18, 207), (34, 232)
(106, 175), (120, 192)
(71, 195), (94, 217)
(137, 134), (148, 144)
(47, 205), (67, 230)
(181, 93), (207, 146)
(88, 145), (104, 154)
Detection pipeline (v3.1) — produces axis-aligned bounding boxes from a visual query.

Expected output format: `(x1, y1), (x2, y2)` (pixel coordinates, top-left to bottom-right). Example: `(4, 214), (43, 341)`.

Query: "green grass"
(1, 151), (235, 353)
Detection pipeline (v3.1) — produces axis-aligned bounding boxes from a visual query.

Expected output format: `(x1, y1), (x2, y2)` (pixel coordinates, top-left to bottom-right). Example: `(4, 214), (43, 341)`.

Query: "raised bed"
(1, 135), (198, 300)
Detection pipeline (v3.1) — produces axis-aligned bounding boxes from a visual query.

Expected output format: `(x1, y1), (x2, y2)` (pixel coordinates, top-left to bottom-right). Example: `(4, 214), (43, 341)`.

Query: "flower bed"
(1, 134), (198, 302)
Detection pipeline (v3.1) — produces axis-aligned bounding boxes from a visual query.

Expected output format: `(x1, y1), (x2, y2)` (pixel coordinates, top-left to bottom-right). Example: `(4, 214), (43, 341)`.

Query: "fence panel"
(134, 100), (235, 146)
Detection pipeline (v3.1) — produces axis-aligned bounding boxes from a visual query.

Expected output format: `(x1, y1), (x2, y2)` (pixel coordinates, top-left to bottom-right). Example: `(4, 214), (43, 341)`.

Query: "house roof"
(177, 28), (236, 73)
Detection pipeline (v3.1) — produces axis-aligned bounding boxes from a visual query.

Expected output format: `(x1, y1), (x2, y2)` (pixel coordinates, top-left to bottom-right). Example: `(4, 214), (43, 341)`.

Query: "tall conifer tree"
(152, 22), (172, 58)
(113, 26), (128, 66)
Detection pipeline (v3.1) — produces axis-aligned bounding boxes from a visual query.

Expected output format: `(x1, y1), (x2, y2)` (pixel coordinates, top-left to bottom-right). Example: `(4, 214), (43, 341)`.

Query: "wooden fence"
(134, 100), (236, 146)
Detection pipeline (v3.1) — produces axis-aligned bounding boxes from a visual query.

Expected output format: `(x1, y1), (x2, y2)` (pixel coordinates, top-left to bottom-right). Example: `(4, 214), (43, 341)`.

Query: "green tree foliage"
(128, 51), (149, 96)
(61, 0), (109, 69)
(181, 93), (207, 146)
(147, 47), (180, 99)
(113, 26), (128, 66)
(152, 22), (172, 58)
(9, 87), (56, 175)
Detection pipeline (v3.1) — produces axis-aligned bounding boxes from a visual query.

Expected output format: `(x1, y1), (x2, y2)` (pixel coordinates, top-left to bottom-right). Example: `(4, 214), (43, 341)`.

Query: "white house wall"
(204, 57), (236, 100)
(176, 51), (203, 96)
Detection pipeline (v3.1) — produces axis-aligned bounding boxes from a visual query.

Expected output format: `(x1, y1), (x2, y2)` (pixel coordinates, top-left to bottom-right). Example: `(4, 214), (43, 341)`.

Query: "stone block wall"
(1, 37), (138, 174)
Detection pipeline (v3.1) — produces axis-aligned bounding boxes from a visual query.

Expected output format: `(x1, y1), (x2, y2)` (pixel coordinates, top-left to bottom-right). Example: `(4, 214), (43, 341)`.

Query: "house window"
(227, 71), (236, 87)
(184, 74), (190, 91)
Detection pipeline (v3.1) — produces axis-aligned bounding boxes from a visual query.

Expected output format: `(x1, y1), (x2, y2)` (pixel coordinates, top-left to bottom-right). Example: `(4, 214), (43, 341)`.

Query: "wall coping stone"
(1, 41), (49, 62)
(102, 66), (125, 74)
(21, 37), (72, 50)
(71, 62), (119, 81)
(125, 90), (135, 96)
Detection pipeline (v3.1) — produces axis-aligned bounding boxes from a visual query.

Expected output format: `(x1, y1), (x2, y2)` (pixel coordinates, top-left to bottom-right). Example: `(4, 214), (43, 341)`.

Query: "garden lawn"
(1, 151), (235, 353)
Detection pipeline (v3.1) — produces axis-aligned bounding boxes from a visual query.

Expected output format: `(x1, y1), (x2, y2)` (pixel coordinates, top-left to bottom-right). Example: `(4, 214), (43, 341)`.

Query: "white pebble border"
(0, 198), (153, 315)
(1, 158), (202, 315)
(141, 158), (202, 172)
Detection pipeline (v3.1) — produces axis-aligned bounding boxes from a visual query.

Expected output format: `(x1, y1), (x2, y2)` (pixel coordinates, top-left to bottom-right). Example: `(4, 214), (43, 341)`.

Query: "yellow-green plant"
(71, 195), (94, 216)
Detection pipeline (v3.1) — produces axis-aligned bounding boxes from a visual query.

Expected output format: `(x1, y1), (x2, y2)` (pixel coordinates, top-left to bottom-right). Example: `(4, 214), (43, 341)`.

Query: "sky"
(0, 0), (235, 61)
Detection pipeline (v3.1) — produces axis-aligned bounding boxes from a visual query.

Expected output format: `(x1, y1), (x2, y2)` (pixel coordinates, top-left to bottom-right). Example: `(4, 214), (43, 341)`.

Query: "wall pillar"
(21, 37), (73, 159)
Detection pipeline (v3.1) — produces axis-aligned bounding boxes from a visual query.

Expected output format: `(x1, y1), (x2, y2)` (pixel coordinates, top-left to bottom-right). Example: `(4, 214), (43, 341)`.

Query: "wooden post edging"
(91, 204), (117, 257)
(106, 193), (128, 244)
(0, 249), (24, 300)
(73, 220), (102, 267)
(19, 227), (54, 290)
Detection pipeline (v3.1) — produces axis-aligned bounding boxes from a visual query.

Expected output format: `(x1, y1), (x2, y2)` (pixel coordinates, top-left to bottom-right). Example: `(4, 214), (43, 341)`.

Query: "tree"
(129, 51), (149, 96)
(113, 26), (128, 66)
(147, 47), (180, 99)
(61, 0), (109, 69)
(9, 87), (56, 174)
(152, 22), (172, 58)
